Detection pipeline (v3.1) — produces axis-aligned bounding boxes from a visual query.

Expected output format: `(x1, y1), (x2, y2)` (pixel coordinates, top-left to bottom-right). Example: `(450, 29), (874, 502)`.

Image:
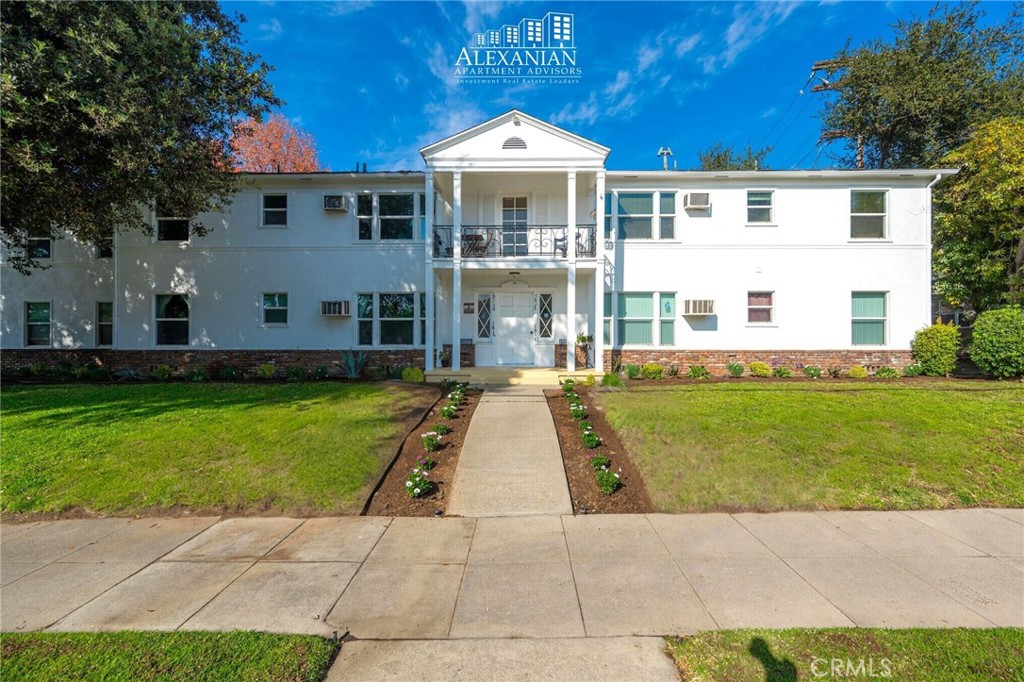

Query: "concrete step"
(425, 367), (597, 386)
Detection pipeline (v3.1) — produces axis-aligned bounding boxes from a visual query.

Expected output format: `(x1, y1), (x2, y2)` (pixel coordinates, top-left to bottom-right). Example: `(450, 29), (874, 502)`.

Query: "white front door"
(495, 292), (534, 365)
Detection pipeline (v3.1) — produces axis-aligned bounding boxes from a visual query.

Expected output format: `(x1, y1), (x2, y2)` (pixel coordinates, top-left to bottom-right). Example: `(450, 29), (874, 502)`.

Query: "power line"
(756, 71), (816, 153)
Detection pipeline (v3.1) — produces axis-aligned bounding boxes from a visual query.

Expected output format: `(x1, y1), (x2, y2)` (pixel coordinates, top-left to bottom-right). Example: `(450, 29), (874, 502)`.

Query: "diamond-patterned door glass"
(538, 293), (553, 338)
(477, 294), (492, 339)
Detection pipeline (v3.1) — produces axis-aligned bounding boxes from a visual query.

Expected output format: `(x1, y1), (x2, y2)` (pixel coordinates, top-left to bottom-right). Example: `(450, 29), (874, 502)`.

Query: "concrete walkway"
(446, 385), (572, 517)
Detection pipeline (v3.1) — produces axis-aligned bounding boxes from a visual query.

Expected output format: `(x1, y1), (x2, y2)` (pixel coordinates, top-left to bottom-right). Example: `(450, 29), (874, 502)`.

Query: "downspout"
(925, 173), (943, 328)
(112, 226), (120, 350)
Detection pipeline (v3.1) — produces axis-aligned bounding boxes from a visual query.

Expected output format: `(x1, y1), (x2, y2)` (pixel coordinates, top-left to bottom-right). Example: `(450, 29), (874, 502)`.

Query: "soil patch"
(545, 387), (654, 514)
(364, 389), (482, 517)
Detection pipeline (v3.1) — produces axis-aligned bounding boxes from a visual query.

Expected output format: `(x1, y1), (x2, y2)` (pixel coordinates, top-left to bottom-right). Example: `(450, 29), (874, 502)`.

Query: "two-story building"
(0, 110), (955, 378)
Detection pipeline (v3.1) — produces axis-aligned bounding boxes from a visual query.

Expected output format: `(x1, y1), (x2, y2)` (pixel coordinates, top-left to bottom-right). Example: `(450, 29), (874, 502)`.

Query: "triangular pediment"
(420, 110), (609, 170)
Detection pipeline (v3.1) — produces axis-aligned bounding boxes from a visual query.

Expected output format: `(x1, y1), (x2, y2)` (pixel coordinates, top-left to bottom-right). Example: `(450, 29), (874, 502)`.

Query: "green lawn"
(598, 381), (1024, 512)
(1, 382), (436, 516)
(1, 631), (337, 682)
(668, 628), (1024, 682)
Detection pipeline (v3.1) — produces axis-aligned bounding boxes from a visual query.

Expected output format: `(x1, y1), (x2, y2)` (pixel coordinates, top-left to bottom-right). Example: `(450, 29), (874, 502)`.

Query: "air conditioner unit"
(323, 195), (349, 212)
(683, 192), (711, 210)
(320, 300), (351, 316)
(683, 299), (715, 316)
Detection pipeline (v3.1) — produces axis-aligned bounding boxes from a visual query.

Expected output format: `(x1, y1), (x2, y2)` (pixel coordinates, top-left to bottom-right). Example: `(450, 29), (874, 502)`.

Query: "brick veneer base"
(0, 348), (427, 379)
(603, 349), (914, 372)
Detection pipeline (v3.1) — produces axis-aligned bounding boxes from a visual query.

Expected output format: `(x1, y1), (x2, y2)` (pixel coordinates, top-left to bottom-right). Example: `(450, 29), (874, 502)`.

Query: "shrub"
(152, 364), (174, 381)
(186, 368), (209, 382)
(596, 468), (621, 495)
(218, 366), (240, 380)
(847, 365), (869, 379)
(686, 365), (711, 380)
(772, 367), (793, 378)
(667, 364), (680, 377)
(432, 423), (452, 435)
(749, 361), (771, 378)
(416, 455), (436, 471)
(287, 366), (307, 382)
(827, 365), (843, 378)
(802, 365), (823, 379)
(562, 379), (576, 393)
(570, 403), (587, 420)
(625, 364), (641, 380)
(314, 365), (329, 380)
(439, 405), (457, 419)
(582, 431), (602, 449)
(112, 367), (143, 382)
(72, 366), (91, 381)
(640, 363), (664, 380)
(578, 420), (593, 432)
(589, 454), (611, 470)
(725, 362), (744, 378)
(87, 366), (111, 381)
(875, 367), (899, 379)
(911, 320), (960, 376)
(600, 372), (624, 387)
(405, 468), (434, 498)
(401, 366), (425, 382)
(971, 307), (1024, 378)
(902, 363), (925, 377)
(256, 363), (276, 380)
(341, 350), (366, 379)
(582, 374), (597, 387)
(422, 432), (442, 452)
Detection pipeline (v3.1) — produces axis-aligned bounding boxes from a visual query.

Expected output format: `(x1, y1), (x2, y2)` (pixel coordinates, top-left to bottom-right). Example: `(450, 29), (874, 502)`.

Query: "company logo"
(455, 11), (582, 84)
(811, 658), (893, 678)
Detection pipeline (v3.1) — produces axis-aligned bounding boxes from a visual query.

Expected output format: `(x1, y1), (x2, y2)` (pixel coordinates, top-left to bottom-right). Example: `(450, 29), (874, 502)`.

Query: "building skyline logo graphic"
(454, 11), (581, 84)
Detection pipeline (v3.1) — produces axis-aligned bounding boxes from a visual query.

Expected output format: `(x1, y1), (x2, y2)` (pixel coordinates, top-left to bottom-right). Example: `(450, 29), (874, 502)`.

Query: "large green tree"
(1, 1), (280, 272)
(819, 2), (1023, 169)
(934, 117), (1024, 311)
(695, 142), (771, 171)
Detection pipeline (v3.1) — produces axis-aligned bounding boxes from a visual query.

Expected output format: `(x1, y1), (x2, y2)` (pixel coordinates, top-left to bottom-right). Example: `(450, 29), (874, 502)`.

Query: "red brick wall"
(440, 344), (475, 368)
(0, 348), (426, 379)
(604, 349), (913, 373)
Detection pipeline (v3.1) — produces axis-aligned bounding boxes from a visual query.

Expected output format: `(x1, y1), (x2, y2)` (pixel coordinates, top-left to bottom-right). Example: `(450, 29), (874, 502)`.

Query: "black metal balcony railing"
(433, 224), (596, 259)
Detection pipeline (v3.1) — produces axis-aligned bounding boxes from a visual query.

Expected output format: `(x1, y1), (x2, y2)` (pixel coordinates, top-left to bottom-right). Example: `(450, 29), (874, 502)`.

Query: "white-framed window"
(95, 238), (113, 259)
(357, 293), (374, 345)
(27, 233), (52, 259)
(851, 190), (887, 239)
(25, 301), (50, 347)
(660, 292), (675, 345)
(419, 292), (427, 344)
(357, 293), (421, 346)
(603, 292), (612, 345)
(659, 192), (676, 240)
(747, 190), (774, 224)
(97, 302), (113, 346)
(357, 195), (374, 241)
(747, 291), (774, 324)
(262, 292), (288, 326)
(261, 194), (288, 227)
(852, 291), (887, 345)
(155, 294), (189, 346)
(617, 292), (654, 344)
(616, 193), (654, 240)
(156, 203), (190, 241)
(379, 194), (414, 240)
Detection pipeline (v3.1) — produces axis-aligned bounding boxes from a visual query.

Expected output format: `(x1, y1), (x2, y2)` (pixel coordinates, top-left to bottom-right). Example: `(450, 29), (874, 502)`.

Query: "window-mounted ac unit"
(320, 300), (350, 316)
(323, 195), (349, 212)
(683, 192), (711, 210)
(683, 299), (715, 316)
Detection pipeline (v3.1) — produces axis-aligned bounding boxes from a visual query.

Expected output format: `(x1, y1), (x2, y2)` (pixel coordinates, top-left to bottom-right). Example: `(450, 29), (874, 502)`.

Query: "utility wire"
(756, 71), (816, 152)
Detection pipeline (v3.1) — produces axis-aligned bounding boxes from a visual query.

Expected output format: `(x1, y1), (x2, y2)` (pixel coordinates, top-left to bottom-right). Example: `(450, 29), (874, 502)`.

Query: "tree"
(695, 142), (771, 171)
(1, 1), (280, 272)
(819, 2), (1024, 169)
(231, 114), (325, 173)
(933, 117), (1024, 311)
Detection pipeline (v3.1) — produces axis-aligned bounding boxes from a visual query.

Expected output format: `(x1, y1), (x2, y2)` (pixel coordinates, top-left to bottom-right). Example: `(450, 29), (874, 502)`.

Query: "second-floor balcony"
(433, 224), (597, 259)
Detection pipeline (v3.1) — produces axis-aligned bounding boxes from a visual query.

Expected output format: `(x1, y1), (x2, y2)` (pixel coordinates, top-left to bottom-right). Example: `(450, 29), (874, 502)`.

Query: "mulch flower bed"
(545, 385), (654, 514)
(364, 387), (481, 517)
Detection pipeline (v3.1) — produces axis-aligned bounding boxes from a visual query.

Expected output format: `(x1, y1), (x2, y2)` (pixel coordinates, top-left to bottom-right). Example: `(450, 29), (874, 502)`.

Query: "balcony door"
(494, 291), (534, 365)
(502, 196), (528, 256)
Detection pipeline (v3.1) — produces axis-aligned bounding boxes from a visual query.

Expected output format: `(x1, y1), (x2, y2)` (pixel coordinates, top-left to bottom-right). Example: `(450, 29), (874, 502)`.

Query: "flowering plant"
(596, 468), (621, 495)
(570, 403), (587, 420)
(589, 453), (611, 470)
(432, 423), (452, 435)
(405, 468), (434, 498)
(582, 431), (601, 449)
(416, 455), (436, 471)
(440, 405), (457, 419)
(422, 432), (442, 452)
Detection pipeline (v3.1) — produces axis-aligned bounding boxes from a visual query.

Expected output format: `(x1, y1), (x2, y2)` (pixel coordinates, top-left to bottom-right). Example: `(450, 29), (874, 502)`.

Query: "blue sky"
(229, 1), (1014, 171)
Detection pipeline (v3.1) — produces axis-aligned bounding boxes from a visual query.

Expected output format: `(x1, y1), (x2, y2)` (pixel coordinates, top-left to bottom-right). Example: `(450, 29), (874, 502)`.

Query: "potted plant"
(438, 348), (451, 368)
(575, 333), (593, 368)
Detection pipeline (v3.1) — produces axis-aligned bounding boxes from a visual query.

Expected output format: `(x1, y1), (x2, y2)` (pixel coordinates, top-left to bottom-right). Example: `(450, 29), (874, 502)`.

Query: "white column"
(594, 170), (606, 372)
(566, 170), (578, 372)
(452, 171), (462, 373)
(424, 172), (435, 371)
(567, 170), (577, 263)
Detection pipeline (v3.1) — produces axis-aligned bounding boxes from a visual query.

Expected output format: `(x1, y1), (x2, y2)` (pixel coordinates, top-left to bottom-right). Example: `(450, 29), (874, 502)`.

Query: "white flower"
(614, 473), (620, 478)
(414, 488), (421, 494)
(406, 481), (412, 487)
(412, 468), (419, 474)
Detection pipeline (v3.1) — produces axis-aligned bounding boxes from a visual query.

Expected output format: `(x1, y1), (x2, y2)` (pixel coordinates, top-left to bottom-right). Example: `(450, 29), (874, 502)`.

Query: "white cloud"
(394, 73), (410, 89)
(675, 33), (701, 57)
(257, 18), (283, 41)
(604, 70), (631, 99)
(327, 1), (373, 17)
(636, 44), (663, 75)
(550, 95), (600, 126)
(461, 1), (514, 35)
(700, 2), (800, 74)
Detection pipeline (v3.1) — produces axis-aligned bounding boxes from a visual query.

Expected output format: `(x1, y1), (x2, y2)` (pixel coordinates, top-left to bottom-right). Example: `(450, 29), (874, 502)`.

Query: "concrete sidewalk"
(446, 385), (572, 517)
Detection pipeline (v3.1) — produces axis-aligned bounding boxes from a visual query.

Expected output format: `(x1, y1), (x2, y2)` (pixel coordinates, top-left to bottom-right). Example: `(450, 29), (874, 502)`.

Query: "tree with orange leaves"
(231, 113), (325, 173)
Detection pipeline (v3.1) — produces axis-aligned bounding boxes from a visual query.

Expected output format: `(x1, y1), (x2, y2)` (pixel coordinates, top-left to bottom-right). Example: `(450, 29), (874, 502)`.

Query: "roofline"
(419, 109), (611, 159)
(241, 171), (424, 180)
(605, 168), (960, 180)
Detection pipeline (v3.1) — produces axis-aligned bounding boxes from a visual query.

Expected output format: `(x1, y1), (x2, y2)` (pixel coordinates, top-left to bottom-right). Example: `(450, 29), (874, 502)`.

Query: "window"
(156, 203), (189, 241)
(659, 192), (676, 239)
(419, 194), (427, 239)
(603, 292), (612, 345)
(262, 293), (288, 325)
(851, 190), (886, 239)
(660, 292), (675, 345)
(538, 293), (553, 339)
(502, 196), (528, 256)
(419, 293), (427, 344)
(477, 294), (492, 339)
(604, 193), (613, 239)
(95, 238), (113, 259)
(262, 194), (288, 227)
(379, 194), (414, 240)
(617, 193), (653, 239)
(747, 190), (773, 223)
(617, 293), (653, 344)
(155, 294), (189, 345)
(748, 292), (774, 324)
(27, 235), (52, 259)
(25, 302), (50, 346)
(852, 292), (887, 345)
(379, 293), (414, 344)
(97, 302), (113, 346)
(357, 195), (373, 241)
(357, 294), (373, 345)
